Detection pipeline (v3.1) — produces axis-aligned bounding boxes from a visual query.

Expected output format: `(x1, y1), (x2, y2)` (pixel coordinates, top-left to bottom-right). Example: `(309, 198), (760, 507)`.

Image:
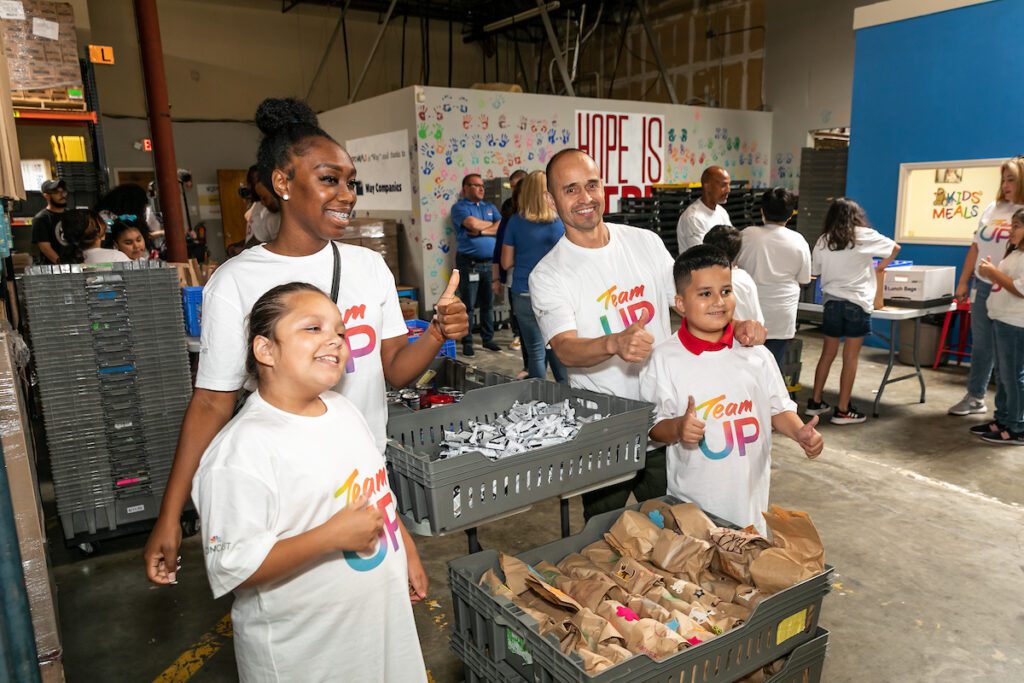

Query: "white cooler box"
(883, 265), (955, 307)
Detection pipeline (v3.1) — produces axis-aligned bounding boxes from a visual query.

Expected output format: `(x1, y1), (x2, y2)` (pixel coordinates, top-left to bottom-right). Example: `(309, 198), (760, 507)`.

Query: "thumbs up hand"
(608, 309), (655, 363)
(796, 415), (823, 459)
(432, 269), (469, 341)
(678, 395), (706, 446)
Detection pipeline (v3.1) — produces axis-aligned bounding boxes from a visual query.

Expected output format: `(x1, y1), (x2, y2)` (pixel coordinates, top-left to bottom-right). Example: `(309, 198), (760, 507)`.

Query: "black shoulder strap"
(330, 240), (341, 304)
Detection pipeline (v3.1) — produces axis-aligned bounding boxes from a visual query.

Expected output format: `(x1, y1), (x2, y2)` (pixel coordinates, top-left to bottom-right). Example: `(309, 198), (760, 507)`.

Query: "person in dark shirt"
(451, 173), (501, 356)
(493, 169), (528, 376)
(31, 178), (68, 264)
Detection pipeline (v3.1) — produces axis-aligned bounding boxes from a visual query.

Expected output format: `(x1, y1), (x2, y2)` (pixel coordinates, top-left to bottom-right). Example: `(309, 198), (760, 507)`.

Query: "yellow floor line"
(153, 613), (233, 682)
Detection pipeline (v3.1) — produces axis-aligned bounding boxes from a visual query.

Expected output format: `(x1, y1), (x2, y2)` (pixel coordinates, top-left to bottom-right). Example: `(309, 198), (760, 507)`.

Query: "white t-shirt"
(973, 201), (1023, 284)
(986, 250), (1024, 328)
(737, 224), (811, 340)
(529, 222), (675, 400)
(82, 247), (130, 264)
(245, 203), (282, 244)
(812, 227), (896, 314)
(193, 391), (426, 683)
(731, 266), (764, 325)
(640, 337), (795, 535)
(196, 242), (408, 452)
(676, 200), (732, 254)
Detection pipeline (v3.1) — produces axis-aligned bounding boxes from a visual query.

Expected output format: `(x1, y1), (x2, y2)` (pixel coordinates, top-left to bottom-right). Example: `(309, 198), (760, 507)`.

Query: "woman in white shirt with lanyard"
(144, 97), (469, 584)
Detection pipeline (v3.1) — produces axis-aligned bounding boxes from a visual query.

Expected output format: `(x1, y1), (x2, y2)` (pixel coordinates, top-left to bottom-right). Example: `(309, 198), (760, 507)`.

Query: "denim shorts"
(821, 299), (871, 338)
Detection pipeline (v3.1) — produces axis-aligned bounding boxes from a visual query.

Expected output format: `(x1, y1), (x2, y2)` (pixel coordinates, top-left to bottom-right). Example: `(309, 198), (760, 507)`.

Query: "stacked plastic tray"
(448, 497), (834, 683)
(385, 380), (653, 535)
(22, 262), (191, 541)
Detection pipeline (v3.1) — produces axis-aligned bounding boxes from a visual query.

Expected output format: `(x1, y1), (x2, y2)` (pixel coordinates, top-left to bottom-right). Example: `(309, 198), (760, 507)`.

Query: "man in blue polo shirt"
(451, 173), (501, 355)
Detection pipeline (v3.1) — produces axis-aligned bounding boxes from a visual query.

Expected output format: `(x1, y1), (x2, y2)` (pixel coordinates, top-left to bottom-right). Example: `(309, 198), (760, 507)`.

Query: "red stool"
(933, 300), (971, 368)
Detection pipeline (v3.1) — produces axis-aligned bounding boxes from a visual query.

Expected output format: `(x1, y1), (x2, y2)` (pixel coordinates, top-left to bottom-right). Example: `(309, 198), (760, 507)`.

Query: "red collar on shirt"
(677, 320), (734, 354)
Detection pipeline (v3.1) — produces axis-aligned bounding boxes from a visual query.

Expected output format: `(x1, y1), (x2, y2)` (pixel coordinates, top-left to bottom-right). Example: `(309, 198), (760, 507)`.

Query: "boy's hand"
(678, 395), (706, 446)
(408, 552), (429, 603)
(327, 495), (384, 553)
(734, 319), (767, 346)
(434, 270), (470, 340)
(796, 415), (824, 459)
(609, 310), (654, 363)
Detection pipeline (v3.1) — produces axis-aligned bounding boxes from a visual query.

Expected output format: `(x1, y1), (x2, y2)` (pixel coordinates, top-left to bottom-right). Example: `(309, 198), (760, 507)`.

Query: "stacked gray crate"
(22, 262), (191, 541)
(797, 147), (849, 248)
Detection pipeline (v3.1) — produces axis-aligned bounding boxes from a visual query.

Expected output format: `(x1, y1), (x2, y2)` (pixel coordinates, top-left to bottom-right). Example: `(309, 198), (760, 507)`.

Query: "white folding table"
(798, 302), (954, 417)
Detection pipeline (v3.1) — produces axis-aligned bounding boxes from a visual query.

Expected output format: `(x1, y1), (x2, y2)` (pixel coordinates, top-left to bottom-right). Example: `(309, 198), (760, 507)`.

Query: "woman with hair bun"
(143, 99), (468, 607)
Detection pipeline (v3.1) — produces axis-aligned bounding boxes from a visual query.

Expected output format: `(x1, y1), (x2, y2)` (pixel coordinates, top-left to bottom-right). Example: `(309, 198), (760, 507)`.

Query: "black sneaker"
(462, 345), (475, 357)
(980, 429), (1024, 446)
(831, 404), (867, 425)
(805, 399), (832, 417)
(483, 341), (501, 352)
(969, 420), (1004, 437)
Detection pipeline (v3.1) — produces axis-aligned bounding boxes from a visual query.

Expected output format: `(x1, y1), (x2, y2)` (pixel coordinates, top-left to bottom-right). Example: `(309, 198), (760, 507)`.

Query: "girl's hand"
(325, 495), (383, 553)
(407, 551), (429, 603)
(977, 256), (995, 279)
(796, 416), (824, 459)
(434, 270), (470, 340)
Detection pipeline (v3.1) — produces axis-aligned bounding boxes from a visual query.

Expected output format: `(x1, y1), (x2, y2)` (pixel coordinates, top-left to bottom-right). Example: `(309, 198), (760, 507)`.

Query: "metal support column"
(133, 0), (187, 262)
(634, 0), (678, 104)
(535, 0), (575, 96)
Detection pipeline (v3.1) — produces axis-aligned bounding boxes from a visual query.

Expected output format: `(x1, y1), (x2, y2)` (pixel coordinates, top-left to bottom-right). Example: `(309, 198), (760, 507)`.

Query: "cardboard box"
(0, 1), (82, 93)
(883, 265), (955, 305)
(337, 218), (401, 283)
(0, 327), (61, 661)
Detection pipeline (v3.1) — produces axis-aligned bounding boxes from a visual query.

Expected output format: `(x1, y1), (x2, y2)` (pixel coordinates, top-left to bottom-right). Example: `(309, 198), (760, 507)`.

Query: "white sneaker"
(948, 394), (987, 416)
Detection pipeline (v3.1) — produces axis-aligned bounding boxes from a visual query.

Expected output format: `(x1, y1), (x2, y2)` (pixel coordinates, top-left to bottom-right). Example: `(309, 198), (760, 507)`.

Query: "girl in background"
(191, 282), (427, 681)
(808, 198), (900, 425)
(975, 208), (1024, 445)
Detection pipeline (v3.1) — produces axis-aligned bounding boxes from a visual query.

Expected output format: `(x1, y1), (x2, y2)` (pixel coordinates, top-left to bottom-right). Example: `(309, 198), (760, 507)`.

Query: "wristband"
(428, 316), (447, 342)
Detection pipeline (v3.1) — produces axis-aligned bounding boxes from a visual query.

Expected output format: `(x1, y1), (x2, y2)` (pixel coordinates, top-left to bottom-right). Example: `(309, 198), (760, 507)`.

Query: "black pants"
(456, 253), (494, 347)
(581, 446), (668, 520)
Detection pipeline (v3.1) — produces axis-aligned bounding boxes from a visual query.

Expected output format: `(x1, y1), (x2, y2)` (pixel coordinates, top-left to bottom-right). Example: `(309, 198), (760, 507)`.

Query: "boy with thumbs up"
(640, 246), (822, 535)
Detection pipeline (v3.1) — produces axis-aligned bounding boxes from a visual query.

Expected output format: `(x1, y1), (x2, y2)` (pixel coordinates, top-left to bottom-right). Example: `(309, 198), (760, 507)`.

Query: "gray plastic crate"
(386, 380), (652, 535)
(452, 627), (829, 683)
(447, 497), (833, 683)
(388, 357), (514, 418)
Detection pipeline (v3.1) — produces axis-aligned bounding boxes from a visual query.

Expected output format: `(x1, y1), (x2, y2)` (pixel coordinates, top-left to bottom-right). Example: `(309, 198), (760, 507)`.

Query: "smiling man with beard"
(528, 148), (767, 520)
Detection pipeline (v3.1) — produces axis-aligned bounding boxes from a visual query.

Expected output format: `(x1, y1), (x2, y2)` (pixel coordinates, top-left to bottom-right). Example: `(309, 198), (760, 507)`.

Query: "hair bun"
(255, 98), (319, 137)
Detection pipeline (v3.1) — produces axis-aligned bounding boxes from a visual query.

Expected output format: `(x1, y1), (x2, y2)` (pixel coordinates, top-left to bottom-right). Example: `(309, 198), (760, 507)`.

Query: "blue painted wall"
(847, 0), (1023, 277)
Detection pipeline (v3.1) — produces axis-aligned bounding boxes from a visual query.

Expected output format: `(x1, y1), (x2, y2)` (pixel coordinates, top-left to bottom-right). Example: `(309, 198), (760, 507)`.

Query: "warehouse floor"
(46, 326), (1024, 682)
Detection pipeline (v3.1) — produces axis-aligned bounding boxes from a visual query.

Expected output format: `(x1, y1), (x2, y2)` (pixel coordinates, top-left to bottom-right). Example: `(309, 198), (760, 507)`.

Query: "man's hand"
(607, 310), (654, 363)
(734, 319), (767, 347)
(491, 279), (503, 296)
(678, 395), (706, 446)
(434, 270), (469, 340)
(796, 415), (824, 459)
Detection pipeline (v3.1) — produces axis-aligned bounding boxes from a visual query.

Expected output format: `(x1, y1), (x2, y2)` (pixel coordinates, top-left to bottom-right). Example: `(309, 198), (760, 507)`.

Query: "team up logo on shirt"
(596, 283), (655, 334)
(333, 465), (402, 572)
(691, 394), (760, 460)
(341, 303), (376, 373)
(976, 218), (1011, 243)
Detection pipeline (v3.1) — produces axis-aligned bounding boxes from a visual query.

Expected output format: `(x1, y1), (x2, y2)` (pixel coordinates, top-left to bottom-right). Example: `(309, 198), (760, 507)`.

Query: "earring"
(282, 193), (290, 201)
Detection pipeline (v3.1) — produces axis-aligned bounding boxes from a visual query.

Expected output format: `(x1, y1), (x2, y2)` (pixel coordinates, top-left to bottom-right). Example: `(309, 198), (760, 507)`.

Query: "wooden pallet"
(11, 97), (87, 112)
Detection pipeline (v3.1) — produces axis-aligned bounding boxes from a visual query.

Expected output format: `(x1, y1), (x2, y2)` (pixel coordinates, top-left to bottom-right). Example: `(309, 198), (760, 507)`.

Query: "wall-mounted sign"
(575, 109), (665, 212)
(88, 44), (115, 65)
(895, 158), (1005, 245)
(344, 130), (412, 211)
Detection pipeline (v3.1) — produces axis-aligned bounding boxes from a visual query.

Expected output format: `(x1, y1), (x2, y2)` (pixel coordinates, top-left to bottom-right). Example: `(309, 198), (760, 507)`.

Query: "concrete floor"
(47, 325), (1024, 682)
